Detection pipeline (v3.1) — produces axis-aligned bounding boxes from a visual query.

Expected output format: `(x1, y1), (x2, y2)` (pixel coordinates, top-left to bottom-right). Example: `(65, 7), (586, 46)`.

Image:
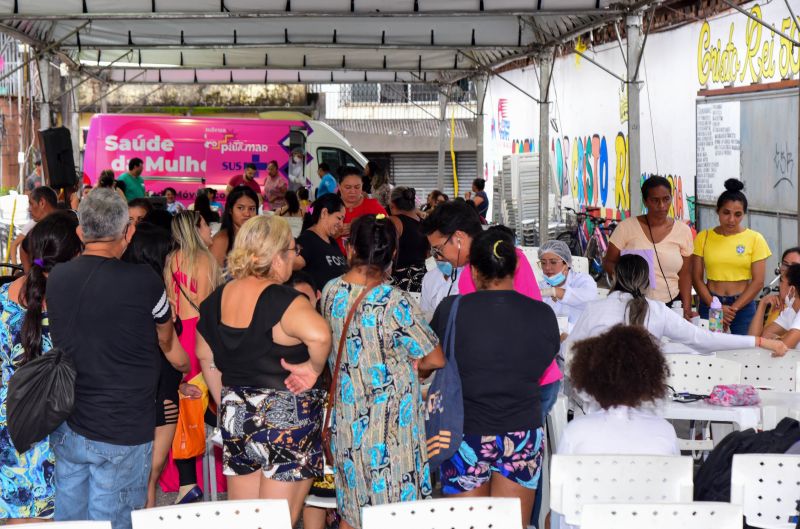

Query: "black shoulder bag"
(7, 260), (105, 453)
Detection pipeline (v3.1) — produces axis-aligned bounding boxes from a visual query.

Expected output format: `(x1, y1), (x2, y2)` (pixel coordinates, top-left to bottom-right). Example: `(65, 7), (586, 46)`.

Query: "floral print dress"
(321, 280), (438, 529)
(0, 282), (55, 519)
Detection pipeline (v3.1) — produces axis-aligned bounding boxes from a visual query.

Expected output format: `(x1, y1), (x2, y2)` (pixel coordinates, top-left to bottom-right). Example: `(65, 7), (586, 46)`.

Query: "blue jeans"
(51, 423), (152, 529)
(698, 293), (756, 336)
(531, 380), (561, 527)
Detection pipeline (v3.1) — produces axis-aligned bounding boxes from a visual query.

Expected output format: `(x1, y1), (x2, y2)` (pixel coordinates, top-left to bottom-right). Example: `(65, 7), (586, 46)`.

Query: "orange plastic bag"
(172, 373), (208, 459)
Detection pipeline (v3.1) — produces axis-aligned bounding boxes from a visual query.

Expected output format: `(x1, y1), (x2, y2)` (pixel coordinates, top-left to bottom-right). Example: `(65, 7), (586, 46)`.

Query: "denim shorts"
(440, 428), (544, 494)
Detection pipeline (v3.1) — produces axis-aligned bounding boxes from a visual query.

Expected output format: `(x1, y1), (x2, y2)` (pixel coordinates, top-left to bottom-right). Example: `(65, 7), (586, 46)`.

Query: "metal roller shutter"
(389, 152), (477, 201)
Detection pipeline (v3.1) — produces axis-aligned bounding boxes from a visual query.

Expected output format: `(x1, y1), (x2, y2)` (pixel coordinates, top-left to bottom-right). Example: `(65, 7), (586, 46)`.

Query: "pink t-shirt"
(458, 247), (563, 385)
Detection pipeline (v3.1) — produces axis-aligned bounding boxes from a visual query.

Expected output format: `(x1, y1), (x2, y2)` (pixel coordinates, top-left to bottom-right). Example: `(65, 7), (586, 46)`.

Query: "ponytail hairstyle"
(21, 211), (82, 363)
(390, 186), (417, 212)
(611, 254), (651, 327)
(347, 214), (397, 275)
(716, 178), (748, 212)
(468, 226), (517, 286)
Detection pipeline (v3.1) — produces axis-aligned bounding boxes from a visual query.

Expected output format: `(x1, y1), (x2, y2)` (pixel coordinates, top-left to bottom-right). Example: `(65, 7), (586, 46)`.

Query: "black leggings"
(175, 458), (197, 487)
(176, 407), (218, 487)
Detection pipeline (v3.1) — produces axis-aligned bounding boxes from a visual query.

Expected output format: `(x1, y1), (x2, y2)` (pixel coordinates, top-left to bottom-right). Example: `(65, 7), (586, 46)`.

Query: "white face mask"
(786, 291), (796, 309)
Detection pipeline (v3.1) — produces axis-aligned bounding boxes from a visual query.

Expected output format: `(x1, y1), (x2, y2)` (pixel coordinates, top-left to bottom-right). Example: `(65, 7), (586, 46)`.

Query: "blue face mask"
(436, 260), (454, 278)
(544, 272), (566, 287)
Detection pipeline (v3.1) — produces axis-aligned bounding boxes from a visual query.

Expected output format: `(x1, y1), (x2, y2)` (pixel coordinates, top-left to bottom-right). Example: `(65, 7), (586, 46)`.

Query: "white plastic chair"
(549, 455), (694, 527)
(667, 354), (742, 394)
(731, 454), (800, 529)
(519, 246), (543, 282)
(131, 499), (291, 529)
(581, 502), (743, 529)
(22, 523), (111, 529)
(547, 392), (569, 452)
(361, 497), (521, 529)
(715, 348), (799, 392)
(668, 354), (742, 454)
(571, 255), (590, 275)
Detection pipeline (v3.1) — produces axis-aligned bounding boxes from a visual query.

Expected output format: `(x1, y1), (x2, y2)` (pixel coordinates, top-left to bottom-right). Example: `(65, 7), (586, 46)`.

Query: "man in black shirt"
(47, 189), (189, 529)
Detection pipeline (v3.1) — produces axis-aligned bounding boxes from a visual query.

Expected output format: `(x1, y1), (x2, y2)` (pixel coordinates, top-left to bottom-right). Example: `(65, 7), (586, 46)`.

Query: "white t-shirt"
(557, 406), (680, 455)
(553, 406), (680, 529)
(773, 305), (800, 332)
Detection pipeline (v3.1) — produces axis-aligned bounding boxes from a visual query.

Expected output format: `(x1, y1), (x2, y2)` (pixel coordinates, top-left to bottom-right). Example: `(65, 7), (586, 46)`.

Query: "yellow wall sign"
(697, 4), (800, 87)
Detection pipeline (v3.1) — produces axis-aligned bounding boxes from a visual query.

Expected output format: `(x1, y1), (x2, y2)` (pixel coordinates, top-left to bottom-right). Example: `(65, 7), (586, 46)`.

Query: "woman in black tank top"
(195, 216), (332, 526)
(388, 187), (430, 292)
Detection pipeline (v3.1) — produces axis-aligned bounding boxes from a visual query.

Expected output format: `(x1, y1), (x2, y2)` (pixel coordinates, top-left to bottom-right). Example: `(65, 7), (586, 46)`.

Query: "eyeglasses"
(285, 244), (301, 256)
(538, 259), (565, 268)
(430, 233), (454, 259)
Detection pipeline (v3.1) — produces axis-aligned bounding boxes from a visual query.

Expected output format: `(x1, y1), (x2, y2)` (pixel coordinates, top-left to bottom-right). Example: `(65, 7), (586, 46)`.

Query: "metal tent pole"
(538, 48), (554, 244)
(437, 86), (449, 193)
(474, 74), (488, 192)
(626, 12), (644, 218)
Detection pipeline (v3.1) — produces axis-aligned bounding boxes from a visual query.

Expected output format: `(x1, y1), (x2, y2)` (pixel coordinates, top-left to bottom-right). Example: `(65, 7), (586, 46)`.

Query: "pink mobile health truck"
(83, 113), (367, 203)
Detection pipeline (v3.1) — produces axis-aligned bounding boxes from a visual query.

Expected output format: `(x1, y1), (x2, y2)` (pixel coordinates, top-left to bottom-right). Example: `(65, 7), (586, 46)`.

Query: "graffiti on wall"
(640, 173), (696, 226)
(511, 138), (536, 153)
(551, 132), (628, 216)
(697, 4), (800, 87)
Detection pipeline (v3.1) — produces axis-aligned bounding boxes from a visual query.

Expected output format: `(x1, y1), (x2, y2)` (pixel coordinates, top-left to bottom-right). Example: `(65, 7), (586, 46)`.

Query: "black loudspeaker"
(38, 127), (77, 189)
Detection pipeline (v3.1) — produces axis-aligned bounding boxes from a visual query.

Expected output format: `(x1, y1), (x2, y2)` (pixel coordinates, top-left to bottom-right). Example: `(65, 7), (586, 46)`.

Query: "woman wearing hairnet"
(537, 240), (597, 337)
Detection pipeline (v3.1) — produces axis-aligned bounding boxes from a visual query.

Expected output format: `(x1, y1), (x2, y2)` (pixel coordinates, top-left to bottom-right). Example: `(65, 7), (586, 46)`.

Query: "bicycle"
(557, 206), (617, 283)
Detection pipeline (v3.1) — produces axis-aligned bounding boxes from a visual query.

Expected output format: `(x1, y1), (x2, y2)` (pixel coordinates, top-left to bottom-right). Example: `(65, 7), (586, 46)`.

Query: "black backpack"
(694, 417), (800, 503)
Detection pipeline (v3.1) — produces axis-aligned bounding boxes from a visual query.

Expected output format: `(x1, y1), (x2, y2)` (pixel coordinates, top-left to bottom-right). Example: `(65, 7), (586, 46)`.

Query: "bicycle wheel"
(585, 237), (606, 283)
(557, 231), (580, 256)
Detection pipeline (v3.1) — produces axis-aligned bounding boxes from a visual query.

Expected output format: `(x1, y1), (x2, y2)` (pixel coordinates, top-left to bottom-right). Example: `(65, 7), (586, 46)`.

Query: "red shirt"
(337, 197), (387, 253)
(228, 174), (262, 196)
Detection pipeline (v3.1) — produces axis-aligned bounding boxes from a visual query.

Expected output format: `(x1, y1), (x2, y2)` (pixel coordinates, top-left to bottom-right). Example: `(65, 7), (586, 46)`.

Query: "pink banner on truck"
(84, 114), (301, 204)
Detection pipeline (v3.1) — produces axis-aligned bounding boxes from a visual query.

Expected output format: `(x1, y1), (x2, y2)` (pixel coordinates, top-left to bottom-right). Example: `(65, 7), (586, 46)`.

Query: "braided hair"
(21, 211), (82, 363)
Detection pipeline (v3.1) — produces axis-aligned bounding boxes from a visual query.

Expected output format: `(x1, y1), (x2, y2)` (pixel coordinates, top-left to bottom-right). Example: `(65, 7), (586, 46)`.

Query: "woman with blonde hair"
(196, 216), (331, 526)
(154, 210), (223, 504)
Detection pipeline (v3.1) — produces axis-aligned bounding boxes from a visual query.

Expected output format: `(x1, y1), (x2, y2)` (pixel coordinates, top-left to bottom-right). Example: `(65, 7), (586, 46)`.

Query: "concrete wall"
(482, 0), (800, 225)
(77, 80), (309, 110)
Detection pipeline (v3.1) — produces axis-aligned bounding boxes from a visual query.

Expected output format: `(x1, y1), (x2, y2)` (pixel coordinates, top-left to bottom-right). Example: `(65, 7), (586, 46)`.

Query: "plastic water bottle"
(708, 296), (724, 333)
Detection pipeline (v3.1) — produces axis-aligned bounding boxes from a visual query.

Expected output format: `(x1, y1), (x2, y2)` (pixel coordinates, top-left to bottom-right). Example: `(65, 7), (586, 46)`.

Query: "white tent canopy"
(0, 0), (647, 84)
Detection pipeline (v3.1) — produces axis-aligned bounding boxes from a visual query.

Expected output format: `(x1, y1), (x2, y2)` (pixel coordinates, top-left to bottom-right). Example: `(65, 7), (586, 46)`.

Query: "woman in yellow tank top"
(692, 179), (771, 335)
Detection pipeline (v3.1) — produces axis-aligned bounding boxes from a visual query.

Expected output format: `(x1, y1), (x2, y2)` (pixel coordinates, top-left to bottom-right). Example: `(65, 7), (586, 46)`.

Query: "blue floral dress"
(0, 282), (55, 519)
(321, 280), (438, 529)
